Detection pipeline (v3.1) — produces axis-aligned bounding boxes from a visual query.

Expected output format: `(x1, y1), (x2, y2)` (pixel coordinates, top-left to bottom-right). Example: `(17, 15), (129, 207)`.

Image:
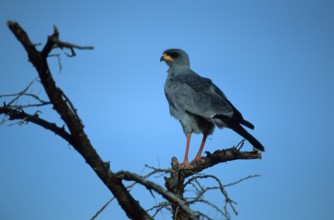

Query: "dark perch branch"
(182, 147), (261, 178)
(164, 148), (261, 219)
(6, 21), (152, 220)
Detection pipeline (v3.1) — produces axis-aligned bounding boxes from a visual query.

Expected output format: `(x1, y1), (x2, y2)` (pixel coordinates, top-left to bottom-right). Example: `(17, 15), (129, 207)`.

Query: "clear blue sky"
(1, 0), (334, 219)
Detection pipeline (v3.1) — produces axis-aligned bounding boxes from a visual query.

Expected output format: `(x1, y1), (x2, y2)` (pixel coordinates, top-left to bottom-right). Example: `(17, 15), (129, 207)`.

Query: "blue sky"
(1, 0), (334, 219)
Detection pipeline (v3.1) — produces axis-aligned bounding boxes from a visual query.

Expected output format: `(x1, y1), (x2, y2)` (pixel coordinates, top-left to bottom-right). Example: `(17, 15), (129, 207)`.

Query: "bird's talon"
(179, 163), (188, 168)
(179, 162), (193, 169)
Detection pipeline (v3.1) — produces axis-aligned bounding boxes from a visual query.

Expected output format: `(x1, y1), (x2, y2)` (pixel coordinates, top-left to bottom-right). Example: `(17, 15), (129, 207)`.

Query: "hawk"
(161, 49), (265, 166)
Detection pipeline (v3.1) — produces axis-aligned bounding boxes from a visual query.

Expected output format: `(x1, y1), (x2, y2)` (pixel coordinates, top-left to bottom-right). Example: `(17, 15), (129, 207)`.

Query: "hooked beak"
(160, 53), (174, 62)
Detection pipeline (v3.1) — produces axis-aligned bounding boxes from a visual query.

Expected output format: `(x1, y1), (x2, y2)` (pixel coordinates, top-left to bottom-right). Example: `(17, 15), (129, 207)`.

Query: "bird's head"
(160, 49), (190, 67)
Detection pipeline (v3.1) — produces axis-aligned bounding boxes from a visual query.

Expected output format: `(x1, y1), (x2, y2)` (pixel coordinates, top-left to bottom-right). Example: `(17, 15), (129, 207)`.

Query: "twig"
(234, 139), (245, 151)
(146, 202), (171, 218)
(195, 199), (228, 220)
(5, 77), (39, 106)
(60, 91), (81, 122)
(0, 106), (73, 145)
(48, 54), (63, 72)
(224, 174), (261, 187)
(145, 164), (173, 174)
(91, 168), (167, 220)
(184, 174), (238, 217)
(117, 171), (199, 220)
(43, 25), (93, 57)
(90, 197), (115, 220)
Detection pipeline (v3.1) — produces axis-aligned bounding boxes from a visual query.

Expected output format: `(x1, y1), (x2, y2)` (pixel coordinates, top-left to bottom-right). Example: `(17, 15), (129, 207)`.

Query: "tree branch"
(117, 171), (199, 220)
(0, 77), (51, 109)
(91, 168), (169, 220)
(163, 148), (261, 219)
(185, 174), (238, 217)
(42, 25), (94, 57)
(176, 147), (262, 178)
(6, 21), (152, 220)
(0, 106), (74, 145)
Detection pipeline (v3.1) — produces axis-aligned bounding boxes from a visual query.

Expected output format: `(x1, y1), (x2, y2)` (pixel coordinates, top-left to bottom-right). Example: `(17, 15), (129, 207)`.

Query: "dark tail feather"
(230, 123), (265, 152)
(240, 119), (255, 130)
(213, 114), (255, 130)
(224, 99), (255, 130)
(212, 114), (264, 151)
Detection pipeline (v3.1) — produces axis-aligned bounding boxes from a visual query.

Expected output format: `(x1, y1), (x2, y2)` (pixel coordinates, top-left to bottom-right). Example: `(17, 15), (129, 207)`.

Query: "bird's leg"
(193, 132), (209, 162)
(181, 132), (192, 166)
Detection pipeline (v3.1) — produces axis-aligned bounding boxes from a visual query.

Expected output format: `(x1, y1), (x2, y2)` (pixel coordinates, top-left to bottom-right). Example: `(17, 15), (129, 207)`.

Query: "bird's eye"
(171, 52), (179, 58)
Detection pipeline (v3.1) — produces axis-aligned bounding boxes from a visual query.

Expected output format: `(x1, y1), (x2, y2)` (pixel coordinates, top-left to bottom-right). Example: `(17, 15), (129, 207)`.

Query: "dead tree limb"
(117, 171), (199, 220)
(5, 21), (152, 220)
(164, 148), (261, 219)
(0, 106), (73, 144)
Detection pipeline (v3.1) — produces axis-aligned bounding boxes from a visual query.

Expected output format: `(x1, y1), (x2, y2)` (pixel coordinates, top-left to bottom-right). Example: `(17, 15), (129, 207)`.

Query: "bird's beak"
(160, 53), (173, 62)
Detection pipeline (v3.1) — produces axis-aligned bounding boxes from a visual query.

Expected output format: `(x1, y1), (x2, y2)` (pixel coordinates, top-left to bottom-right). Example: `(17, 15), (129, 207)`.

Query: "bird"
(160, 48), (265, 166)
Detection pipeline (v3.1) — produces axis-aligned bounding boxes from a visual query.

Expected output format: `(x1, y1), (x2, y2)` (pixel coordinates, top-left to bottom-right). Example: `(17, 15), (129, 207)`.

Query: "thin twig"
(5, 77), (39, 106)
(91, 169), (164, 220)
(195, 199), (229, 220)
(184, 174), (239, 216)
(48, 53), (63, 72)
(45, 25), (94, 58)
(146, 202), (171, 218)
(90, 198), (115, 220)
(117, 171), (199, 220)
(145, 164), (173, 174)
(224, 174), (261, 187)
(235, 139), (245, 151)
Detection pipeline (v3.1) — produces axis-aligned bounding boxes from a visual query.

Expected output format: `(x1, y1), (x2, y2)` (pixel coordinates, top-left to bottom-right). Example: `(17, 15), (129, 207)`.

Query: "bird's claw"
(179, 157), (203, 169)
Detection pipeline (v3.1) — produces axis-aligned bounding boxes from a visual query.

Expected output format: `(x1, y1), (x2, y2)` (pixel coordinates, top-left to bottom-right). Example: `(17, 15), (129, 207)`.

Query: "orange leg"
(181, 132), (192, 166)
(193, 133), (209, 161)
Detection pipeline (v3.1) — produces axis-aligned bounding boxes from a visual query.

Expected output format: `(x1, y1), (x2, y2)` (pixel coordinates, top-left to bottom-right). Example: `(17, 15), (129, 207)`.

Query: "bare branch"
(178, 148), (262, 179)
(184, 174), (237, 218)
(90, 197), (115, 220)
(117, 170), (199, 220)
(48, 53), (63, 72)
(6, 21), (152, 220)
(0, 78), (49, 107)
(145, 164), (173, 174)
(224, 175), (261, 187)
(195, 199), (227, 220)
(2, 77), (40, 106)
(0, 106), (73, 145)
(42, 25), (93, 57)
(146, 202), (172, 218)
(91, 168), (170, 220)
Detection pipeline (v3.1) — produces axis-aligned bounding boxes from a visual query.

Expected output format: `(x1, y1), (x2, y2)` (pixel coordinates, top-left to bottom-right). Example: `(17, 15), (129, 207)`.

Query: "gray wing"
(165, 72), (234, 119)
